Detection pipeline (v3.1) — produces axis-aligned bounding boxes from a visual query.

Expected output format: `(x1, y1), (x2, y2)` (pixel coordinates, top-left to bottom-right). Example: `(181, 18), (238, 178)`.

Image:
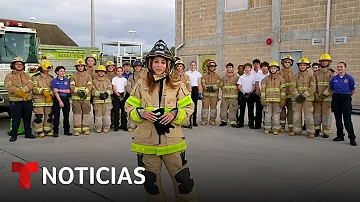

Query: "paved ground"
(0, 107), (360, 202)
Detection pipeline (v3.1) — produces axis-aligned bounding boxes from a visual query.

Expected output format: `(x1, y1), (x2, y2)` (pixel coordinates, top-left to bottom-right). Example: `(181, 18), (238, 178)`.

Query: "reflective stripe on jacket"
(261, 73), (286, 103)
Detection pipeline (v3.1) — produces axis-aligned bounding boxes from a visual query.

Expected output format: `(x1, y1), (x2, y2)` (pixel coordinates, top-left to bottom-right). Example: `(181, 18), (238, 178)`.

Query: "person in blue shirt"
(330, 62), (356, 146)
(52, 66), (72, 137)
(122, 61), (133, 79)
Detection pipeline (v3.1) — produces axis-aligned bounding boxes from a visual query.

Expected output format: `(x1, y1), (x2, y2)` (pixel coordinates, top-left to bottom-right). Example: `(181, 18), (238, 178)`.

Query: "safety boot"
(315, 129), (321, 137)
(103, 129), (109, 133)
(74, 131), (80, 136)
(46, 131), (53, 136)
(128, 128), (134, 132)
(83, 130), (91, 135)
(200, 120), (207, 126)
(38, 132), (45, 138)
(323, 134), (329, 138)
(308, 134), (315, 139)
(219, 121), (227, 126)
(280, 127), (285, 133)
(209, 120), (216, 126)
(230, 123), (237, 128)
(264, 130), (270, 134)
(273, 130), (279, 135)
(289, 129), (295, 136)
(95, 128), (102, 133)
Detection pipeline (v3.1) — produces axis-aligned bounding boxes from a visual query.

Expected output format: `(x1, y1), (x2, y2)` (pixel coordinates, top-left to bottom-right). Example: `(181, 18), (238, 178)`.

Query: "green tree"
(170, 47), (175, 56)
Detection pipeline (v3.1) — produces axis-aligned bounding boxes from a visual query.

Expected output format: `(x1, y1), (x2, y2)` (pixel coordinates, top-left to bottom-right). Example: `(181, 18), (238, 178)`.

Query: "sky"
(0, 0), (175, 53)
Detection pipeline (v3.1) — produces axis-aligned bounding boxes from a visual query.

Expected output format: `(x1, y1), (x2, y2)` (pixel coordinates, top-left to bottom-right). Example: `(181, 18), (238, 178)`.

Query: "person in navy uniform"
(52, 66), (72, 137)
(330, 62), (357, 146)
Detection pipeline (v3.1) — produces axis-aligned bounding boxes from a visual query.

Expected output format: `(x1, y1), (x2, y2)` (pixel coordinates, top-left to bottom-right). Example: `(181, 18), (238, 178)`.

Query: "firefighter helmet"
(269, 61), (280, 72)
(105, 61), (115, 67)
(10, 57), (25, 70)
(95, 65), (107, 72)
(175, 60), (185, 66)
(85, 53), (97, 65)
(206, 60), (217, 68)
(39, 60), (53, 71)
(281, 55), (294, 65)
(145, 39), (175, 69)
(75, 59), (87, 71)
(297, 57), (311, 65)
(132, 60), (143, 67)
(319, 53), (332, 61)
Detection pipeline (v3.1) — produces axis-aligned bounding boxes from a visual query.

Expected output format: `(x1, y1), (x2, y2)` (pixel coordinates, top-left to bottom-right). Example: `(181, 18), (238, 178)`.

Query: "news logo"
(12, 162), (39, 189)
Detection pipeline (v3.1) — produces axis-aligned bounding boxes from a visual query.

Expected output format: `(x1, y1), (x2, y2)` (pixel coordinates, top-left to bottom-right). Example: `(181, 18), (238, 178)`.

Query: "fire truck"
(0, 20), (39, 115)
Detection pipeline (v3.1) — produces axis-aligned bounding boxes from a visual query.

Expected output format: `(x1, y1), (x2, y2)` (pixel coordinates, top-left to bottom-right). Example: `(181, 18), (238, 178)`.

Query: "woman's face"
(270, 66), (277, 74)
(134, 65), (142, 72)
(337, 63), (346, 74)
(190, 62), (196, 70)
(107, 65), (115, 72)
(77, 65), (85, 72)
(283, 60), (292, 68)
(299, 64), (307, 71)
(176, 64), (184, 72)
(57, 69), (65, 77)
(116, 68), (123, 77)
(152, 56), (167, 75)
(86, 58), (95, 67)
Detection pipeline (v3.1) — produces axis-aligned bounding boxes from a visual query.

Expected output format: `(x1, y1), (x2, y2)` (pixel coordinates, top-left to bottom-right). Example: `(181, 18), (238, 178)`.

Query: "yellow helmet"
(96, 65), (106, 72)
(269, 61), (280, 67)
(319, 53), (332, 61)
(105, 61), (115, 67)
(175, 60), (185, 65)
(10, 57), (25, 69)
(297, 57), (310, 65)
(281, 55), (294, 65)
(75, 59), (86, 67)
(39, 60), (53, 71)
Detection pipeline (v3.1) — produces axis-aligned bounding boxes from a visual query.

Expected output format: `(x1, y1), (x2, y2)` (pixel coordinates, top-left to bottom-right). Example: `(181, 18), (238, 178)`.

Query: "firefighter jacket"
(126, 71), (142, 94)
(32, 72), (54, 107)
(261, 73), (286, 103)
(172, 70), (191, 91)
(125, 73), (194, 156)
(201, 71), (221, 97)
(4, 70), (33, 102)
(105, 71), (116, 83)
(70, 71), (92, 101)
(91, 76), (113, 104)
(290, 69), (316, 102)
(220, 72), (239, 99)
(314, 67), (335, 102)
(279, 68), (296, 99)
(86, 66), (97, 79)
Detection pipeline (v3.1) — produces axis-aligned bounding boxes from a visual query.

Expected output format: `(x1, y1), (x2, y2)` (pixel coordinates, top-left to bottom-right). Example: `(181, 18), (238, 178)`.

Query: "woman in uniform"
(125, 39), (197, 202)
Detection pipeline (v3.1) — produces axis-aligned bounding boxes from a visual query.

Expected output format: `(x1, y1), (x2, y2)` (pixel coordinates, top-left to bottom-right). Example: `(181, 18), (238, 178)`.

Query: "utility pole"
(91, 0), (95, 47)
(129, 30), (136, 54)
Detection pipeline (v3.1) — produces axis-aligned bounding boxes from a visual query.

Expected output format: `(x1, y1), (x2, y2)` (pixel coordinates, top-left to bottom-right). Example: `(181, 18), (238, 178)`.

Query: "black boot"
(350, 139), (357, 146)
(25, 134), (36, 139)
(315, 129), (321, 137)
(220, 121), (227, 126)
(333, 136), (344, 141)
(53, 132), (59, 138)
(323, 134), (329, 138)
(193, 115), (198, 126)
(10, 136), (17, 142)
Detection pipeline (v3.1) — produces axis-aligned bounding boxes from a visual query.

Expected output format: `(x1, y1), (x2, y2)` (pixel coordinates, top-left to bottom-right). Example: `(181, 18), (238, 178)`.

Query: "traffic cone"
(8, 119), (25, 136)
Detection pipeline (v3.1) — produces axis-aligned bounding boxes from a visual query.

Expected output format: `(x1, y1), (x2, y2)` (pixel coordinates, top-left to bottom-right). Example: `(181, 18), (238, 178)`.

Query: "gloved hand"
(15, 89), (26, 98)
(280, 99), (286, 108)
(43, 90), (51, 97)
(314, 93), (321, 102)
(99, 93), (106, 100)
(206, 86), (214, 92)
(243, 93), (250, 99)
(319, 93), (327, 101)
(295, 94), (306, 103)
(198, 93), (203, 100)
(152, 108), (175, 135)
(77, 90), (87, 100)
(103, 92), (109, 99)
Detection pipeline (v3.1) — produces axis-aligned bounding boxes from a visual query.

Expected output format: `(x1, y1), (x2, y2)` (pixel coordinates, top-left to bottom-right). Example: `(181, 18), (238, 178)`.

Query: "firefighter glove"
(77, 90), (87, 100)
(43, 90), (51, 97)
(319, 93), (327, 100)
(280, 99), (286, 108)
(206, 86), (214, 92)
(152, 108), (175, 135)
(99, 93), (107, 100)
(103, 92), (109, 99)
(15, 89), (26, 98)
(295, 94), (306, 103)
(314, 93), (321, 102)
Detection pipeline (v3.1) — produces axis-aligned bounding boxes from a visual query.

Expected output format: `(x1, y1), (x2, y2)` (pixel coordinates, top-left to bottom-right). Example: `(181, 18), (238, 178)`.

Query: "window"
(225, 0), (272, 12)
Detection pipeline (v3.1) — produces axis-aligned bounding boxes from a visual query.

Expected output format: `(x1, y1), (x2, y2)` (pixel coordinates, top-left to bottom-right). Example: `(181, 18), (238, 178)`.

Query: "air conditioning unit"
(334, 37), (347, 45)
(312, 38), (325, 46)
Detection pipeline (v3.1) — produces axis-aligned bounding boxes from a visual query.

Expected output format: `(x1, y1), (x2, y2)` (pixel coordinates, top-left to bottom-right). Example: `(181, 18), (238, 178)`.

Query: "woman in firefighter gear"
(173, 59), (192, 128)
(219, 63), (239, 127)
(105, 61), (117, 128)
(31, 60), (54, 138)
(290, 58), (316, 138)
(261, 61), (286, 135)
(125, 39), (197, 202)
(85, 53), (97, 79)
(70, 59), (93, 136)
(5, 57), (36, 142)
(279, 55), (296, 135)
(92, 65), (113, 133)
(314, 53), (336, 138)
(201, 60), (221, 126)
(126, 60), (145, 132)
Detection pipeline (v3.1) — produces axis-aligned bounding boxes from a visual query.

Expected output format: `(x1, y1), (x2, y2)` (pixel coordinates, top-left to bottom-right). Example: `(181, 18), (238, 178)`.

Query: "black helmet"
(132, 60), (143, 67)
(145, 40), (175, 68)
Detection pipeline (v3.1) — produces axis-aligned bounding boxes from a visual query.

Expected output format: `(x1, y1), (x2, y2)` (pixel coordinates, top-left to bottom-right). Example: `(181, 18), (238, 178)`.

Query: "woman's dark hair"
(260, 61), (269, 68)
(338, 62), (347, 67)
(146, 57), (177, 94)
(55, 66), (65, 74)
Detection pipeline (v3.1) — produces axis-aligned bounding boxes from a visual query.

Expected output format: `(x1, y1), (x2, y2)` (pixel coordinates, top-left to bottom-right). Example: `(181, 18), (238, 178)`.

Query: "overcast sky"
(0, 0), (175, 53)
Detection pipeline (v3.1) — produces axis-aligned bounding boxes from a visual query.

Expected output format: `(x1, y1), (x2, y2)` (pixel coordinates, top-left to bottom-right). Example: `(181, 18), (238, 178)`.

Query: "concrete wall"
(175, 0), (360, 104)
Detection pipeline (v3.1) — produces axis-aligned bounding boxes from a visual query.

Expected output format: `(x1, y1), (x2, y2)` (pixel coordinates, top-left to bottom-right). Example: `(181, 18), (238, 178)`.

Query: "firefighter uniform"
(219, 70), (239, 127)
(70, 59), (93, 136)
(261, 61), (286, 135)
(314, 53), (335, 138)
(279, 55), (296, 135)
(201, 60), (221, 126)
(92, 65), (113, 133)
(85, 53), (98, 79)
(32, 60), (54, 138)
(5, 57), (36, 142)
(290, 58), (316, 138)
(125, 39), (197, 202)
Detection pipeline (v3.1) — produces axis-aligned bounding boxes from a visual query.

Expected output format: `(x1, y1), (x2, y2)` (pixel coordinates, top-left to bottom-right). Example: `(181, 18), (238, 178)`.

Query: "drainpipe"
(325, 0), (332, 53)
(175, 0), (184, 57)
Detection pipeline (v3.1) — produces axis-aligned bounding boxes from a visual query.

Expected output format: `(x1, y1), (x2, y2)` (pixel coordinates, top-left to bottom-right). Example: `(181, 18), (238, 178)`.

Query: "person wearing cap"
(261, 61), (286, 135)
(52, 66), (72, 137)
(122, 61), (133, 79)
(85, 53), (98, 79)
(279, 55), (296, 135)
(5, 57), (36, 142)
(125, 39), (197, 202)
(31, 60), (54, 138)
(70, 59), (93, 136)
(92, 65), (113, 133)
(290, 58), (316, 138)
(105, 60), (118, 128)
(313, 53), (336, 138)
(201, 60), (221, 126)
(112, 67), (128, 131)
(126, 60), (145, 132)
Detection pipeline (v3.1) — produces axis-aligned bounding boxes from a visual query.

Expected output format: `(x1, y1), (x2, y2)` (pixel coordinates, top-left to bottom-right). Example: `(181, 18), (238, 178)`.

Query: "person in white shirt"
(185, 61), (203, 126)
(251, 59), (263, 77)
(254, 62), (270, 129)
(112, 67), (128, 131)
(237, 63), (256, 128)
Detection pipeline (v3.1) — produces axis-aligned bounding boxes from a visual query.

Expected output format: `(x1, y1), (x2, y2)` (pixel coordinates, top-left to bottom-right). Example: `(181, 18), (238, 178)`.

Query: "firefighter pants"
(332, 94), (356, 140)
(33, 106), (53, 134)
(138, 151), (197, 202)
(220, 98), (237, 124)
(238, 94), (254, 126)
(280, 98), (293, 130)
(201, 96), (218, 122)
(264, 102), (281, 131)
(9, 101), (33, 137)
(53, 96), (71, 135)
(113, 94), (127, 129)
(293, 101), (315, 135)
(72, 100), (91, 133)
(314, 101), (332, 135)
(94, 103), (112, 131)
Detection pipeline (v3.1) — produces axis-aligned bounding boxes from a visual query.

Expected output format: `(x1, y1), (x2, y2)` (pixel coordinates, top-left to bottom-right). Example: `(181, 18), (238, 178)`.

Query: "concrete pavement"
(0, 111), (360, 202)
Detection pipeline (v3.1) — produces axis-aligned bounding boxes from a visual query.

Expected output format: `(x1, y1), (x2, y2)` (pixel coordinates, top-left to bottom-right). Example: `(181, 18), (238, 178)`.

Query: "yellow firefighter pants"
(220, 98), (238, 124)
(33, 106), (53, 134)
(94, 103), (112, 131)
(72, 101), (91, 133)
(264, 103), (281, 131)
(138, 151), (197, 202)
(314, 101), (332, 135)
(280, 98), (293, 130)
(293, 101), (315, 135)
(201, 96), (218, 122)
